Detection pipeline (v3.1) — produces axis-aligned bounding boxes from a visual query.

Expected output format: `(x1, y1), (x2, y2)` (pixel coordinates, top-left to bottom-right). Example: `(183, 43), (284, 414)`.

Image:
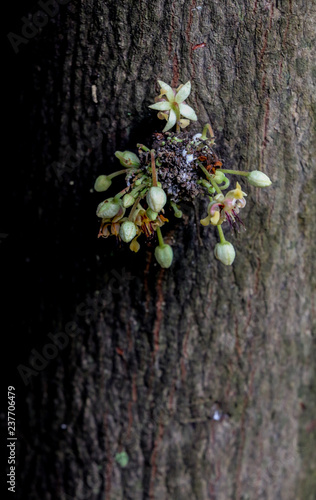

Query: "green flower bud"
(122, 193), (136, 208)
(171, 202), (182, 218)
(119, 221), (137, 243)
(198, 179), (211, 188)
(96, 197), (121, 218)
(212, 170), (226, 184)
(247, 170), (272, 187)
(94, 175), (112, 192)
(155, 244), (173, 268)
(146, 208), (158, 221)
(114, 151), (140, 167)
(214, 241), (236, 266)
(146, 186), (167, 213)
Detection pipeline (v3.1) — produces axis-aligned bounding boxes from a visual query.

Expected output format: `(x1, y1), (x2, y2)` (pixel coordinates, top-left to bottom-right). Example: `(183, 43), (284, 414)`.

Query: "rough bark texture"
(5, 1), (316, 499)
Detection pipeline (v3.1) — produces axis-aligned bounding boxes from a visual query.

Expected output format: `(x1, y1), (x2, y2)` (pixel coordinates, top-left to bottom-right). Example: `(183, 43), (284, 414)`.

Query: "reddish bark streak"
(152, 269), (164, 360)
(127, 319), (133, 352)
(126, 400), (133, 440)
(261, 97), (270, 166)
(144, 251), (153, 314)
(167, 0), (176, 57)
(259, 1), (274, 63)
(235, 343), (256, 500)
(181, 324), (190, 381)
(234, 317), (242, 360)
(186, 0), (197, 81)
(132, 373), (137, 403)
(171, 52), (180, 89)
(149, 421), (165, 500)
(279, 1), (292, 79)
(168, 379), (176, 413)
(104, 412), (113, 500)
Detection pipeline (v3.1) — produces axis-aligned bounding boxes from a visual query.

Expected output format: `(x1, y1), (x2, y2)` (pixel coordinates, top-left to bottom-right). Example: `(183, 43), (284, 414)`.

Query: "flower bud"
(114, 151), (140, 167)
(146, 187), (167, 213)
(94, 175), (112, 192)
(155, 244), (173, 268)
(122, 193), (135, 208)
(119, 221), (137, 243)
(146, 208), (158, 221)
(96, 198), (121, 218)
(212, 170), (226, 184)
(247, 171), (272, 187)
(214, 241), (236, 266)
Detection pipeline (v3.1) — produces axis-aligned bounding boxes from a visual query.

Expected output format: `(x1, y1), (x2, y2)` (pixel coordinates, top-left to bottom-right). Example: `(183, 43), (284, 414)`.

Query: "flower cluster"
(95, 80), (272, 268)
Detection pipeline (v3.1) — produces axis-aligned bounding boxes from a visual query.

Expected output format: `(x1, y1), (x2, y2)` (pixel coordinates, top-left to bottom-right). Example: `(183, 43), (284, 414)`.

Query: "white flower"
(149, 80), (198, 132)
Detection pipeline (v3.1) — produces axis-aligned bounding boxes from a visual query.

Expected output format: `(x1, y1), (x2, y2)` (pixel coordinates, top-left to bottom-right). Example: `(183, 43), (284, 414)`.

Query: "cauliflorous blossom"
(200, 182), (247, 229)
(148, 80), (197, 132)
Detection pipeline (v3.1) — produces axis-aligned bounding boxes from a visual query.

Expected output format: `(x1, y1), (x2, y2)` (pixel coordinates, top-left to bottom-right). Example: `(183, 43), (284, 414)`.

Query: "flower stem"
(130, 183), (148, 197)
(217, 224), (226, 244)
(151, 150), (158, 186)
(198, 162), (213, 181)
(114, 186), (131, 199)
(137, 144), (150, 152)
(128, 196), (142, 221)
(220, 169), (249, 176)
(174, 103), (181, 133)
(210, 179), (222, 195)
(108, 168), (140, 179)
(198, 162), (222, 194)
(201, 123), (215, 141)
(156, 226), (164, 246)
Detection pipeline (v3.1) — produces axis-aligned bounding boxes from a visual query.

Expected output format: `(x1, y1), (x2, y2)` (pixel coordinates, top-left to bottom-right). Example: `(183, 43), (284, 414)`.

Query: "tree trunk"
(6, 0), (316, 499)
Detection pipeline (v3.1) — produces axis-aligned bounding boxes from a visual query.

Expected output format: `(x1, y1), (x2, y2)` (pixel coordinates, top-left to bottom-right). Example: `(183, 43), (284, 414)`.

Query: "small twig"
(151, 150), (158, 186)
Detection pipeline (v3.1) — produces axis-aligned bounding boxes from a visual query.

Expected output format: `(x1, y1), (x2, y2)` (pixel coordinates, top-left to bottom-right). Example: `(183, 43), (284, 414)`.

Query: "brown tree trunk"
(6, 0), (316, 499)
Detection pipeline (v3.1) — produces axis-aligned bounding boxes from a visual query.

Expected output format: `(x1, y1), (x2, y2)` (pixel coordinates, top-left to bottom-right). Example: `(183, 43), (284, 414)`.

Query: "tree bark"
(7, 1), (316, 499)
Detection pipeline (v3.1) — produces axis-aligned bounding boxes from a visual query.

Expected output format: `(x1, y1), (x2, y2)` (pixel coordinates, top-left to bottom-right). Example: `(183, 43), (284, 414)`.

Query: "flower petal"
(130, 237), (140, 253)
(200, 215), (211, 226)
(179, 103), (198, 121)
(148, 101), (172, 111)
(158, 80), (175, 102)
(179, 119), (190, 128)
(175, 81), (192, 103)
(162, 109), (177, 132)
(157, 112), (169, 120)
(210, 212), (220, 225)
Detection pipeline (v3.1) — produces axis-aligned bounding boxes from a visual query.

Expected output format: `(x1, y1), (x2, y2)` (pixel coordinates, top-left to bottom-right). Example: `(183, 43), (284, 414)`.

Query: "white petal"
(162, 109), (177, 132)
(179, 103), (197, 121)
(148, 101), (172, 111)
(158, 80), (174, 101)
(175, 81), (191, 103)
